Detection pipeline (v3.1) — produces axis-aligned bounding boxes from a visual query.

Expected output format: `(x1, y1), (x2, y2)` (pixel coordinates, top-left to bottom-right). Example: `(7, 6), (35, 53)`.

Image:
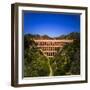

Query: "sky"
(23, 11), (80, 37)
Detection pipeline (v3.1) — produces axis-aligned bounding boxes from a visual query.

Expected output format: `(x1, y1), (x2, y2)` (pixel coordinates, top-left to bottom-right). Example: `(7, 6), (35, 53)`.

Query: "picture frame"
(11, 3), (88, 87)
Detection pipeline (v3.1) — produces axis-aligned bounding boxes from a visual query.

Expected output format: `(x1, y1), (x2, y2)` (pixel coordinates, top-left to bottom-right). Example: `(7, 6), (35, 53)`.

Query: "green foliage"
(24, 36), (49, 77)
(52, 39), (80, 76)
(24, 32), (80, 77)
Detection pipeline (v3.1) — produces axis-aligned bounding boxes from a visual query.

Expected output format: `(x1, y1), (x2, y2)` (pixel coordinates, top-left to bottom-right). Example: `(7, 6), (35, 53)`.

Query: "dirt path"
(49, 60), (53, 76)
(40, 50), (53, 76)
(48, 59), (53, 76)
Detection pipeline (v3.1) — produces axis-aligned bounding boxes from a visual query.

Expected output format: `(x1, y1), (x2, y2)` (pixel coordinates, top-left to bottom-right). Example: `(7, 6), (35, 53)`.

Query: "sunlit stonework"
(34, 39), (73, 58)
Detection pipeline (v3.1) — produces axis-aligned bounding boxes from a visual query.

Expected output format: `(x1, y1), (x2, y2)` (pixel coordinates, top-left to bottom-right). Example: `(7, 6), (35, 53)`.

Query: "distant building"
(34, 39), (73, 58)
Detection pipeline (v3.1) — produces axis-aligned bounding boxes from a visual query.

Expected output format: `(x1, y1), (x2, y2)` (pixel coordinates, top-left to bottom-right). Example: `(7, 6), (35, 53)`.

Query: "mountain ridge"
(24, 32), (80, 40)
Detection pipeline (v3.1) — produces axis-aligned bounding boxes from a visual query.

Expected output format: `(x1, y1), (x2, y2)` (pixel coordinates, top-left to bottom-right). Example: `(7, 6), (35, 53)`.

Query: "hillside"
(24, 32), (80, 40)
(24, 32), (80, 77)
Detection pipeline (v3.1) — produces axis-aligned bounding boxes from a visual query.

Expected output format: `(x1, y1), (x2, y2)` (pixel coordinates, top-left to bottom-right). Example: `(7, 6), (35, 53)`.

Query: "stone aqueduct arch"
(34, 39), (73, 58)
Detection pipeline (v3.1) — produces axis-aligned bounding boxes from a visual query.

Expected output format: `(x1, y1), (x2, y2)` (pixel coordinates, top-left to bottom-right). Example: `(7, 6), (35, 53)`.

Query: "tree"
(24, 35), (50, 77)
(52, 39), (80, 76)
